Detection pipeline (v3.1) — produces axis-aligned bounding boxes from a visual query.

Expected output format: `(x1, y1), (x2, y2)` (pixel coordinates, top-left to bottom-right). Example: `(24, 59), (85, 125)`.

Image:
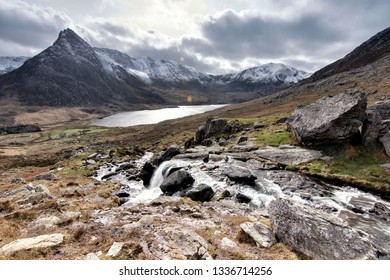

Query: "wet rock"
(338, 210), (390, 257)
(106, 242), (123, 257)
(223, 166), (257, 184)
(0, 233), (64, 257)
(286, 90), (367, 146)
(269, 198), (377, 259)
(160, 170), (195, 195)
(362, 108), (382, 146)
(369, 202), (390, 222)
(154, 145), (181, 165)
(240, 222), (276, 248)
(255, 145), (325, 165)
(183, 184), (215, 202)
(236, 193), (252, 203)
(138, 161), (156, 186)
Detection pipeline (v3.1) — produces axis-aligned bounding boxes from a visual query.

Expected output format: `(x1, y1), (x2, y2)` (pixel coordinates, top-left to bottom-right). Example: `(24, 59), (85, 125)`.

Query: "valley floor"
(0, 104), (389, 259)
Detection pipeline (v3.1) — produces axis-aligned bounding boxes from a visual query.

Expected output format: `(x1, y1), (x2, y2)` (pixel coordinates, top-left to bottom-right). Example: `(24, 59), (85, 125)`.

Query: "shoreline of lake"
(91, 104), (228, 127)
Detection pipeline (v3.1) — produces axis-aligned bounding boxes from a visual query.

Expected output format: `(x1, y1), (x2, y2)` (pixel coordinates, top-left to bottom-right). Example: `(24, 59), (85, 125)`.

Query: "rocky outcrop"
(268, 198), (378, 259)
(240, 222), (276, 248)
(195, 119), (231, 144)
(0, 125), (41, 135)
(160, 170), (195, 195)
(286, 90), (367, 146)
(163, 225), (212, 260)
(0, 234), (64, 257)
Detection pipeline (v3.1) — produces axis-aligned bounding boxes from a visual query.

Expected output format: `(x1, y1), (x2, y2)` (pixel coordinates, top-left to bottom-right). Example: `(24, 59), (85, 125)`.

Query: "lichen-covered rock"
(286, 90), (367, 146)
(268, 198), (377, 259)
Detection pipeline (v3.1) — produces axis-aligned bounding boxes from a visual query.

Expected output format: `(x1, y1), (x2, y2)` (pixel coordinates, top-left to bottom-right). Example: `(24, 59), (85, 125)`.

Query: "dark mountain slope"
(306, 26), (390, 83)
(0, 29), (164, 108)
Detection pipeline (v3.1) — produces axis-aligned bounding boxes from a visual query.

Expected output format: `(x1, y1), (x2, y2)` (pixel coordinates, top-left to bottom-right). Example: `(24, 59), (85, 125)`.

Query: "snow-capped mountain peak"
(233, 63), (310, 84)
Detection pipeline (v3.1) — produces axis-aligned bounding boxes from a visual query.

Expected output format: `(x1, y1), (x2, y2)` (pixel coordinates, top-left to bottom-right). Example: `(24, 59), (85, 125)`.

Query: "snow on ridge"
(0, 56), (29, 75)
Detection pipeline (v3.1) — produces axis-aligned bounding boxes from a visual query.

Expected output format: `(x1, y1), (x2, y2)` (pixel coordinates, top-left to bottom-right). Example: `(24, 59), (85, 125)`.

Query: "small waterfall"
(126, 160), (191, 204)
(149, 161), (181, 189)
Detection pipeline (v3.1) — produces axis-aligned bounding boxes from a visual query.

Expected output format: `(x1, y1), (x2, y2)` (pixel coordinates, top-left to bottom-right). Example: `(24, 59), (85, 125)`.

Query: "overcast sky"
(0, 0), (389, 74)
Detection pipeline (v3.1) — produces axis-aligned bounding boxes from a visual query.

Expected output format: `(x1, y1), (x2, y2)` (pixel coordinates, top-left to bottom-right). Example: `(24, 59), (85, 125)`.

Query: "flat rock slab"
(0, 233), (64, 257)
(255, 145), (325, 165)
(269, 198), (377, 260)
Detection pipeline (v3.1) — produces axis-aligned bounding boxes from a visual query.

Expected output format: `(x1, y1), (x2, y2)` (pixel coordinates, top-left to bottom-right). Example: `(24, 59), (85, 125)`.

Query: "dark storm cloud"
(0, 0), (71, 51)
(182, 10), (346, 60)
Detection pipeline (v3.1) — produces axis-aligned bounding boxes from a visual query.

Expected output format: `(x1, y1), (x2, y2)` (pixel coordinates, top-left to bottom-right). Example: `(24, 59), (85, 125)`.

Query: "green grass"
(297, 144), (390, 193)
(249, 125), (294, 146)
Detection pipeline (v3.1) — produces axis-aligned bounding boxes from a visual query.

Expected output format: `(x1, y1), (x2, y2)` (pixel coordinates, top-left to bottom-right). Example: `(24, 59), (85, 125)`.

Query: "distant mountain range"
(0, 28), (309, 108)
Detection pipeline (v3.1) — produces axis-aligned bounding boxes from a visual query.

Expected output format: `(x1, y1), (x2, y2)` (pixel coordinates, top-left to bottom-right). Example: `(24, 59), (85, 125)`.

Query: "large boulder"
(160, 170), (195, 195)
(268, 198), (377, 259)
(286, 90), (367, 146)
(195, 118), (230, 144)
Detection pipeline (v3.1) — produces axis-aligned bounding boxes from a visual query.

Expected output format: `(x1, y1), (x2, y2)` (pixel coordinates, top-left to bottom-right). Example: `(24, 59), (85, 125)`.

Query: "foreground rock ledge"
(268, 198), (377, 259)
(0, 233), (65, 257)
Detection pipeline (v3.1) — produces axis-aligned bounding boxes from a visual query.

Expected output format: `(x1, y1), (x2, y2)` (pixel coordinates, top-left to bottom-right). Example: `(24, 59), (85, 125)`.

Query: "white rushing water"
(92, 104), (227, 127)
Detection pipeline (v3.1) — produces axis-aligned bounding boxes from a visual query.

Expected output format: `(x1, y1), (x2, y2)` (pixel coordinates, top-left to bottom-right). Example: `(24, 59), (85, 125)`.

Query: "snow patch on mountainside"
(0, 56), (29, 75)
